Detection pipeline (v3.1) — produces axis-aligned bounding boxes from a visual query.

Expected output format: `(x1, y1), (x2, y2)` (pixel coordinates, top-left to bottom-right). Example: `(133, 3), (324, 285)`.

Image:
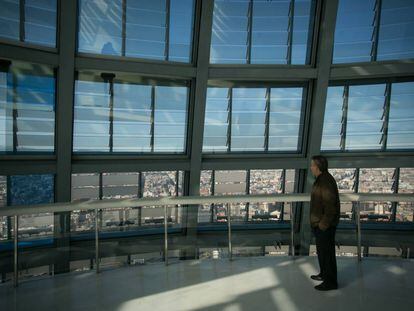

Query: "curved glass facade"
(0, 0), (413, 277)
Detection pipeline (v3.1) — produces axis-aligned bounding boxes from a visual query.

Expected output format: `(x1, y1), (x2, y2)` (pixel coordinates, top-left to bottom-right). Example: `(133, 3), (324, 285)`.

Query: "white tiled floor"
(1, 256), (414, 311)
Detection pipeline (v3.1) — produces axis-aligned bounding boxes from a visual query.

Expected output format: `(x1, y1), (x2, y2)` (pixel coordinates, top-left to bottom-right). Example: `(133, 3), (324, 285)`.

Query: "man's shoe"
(314, 282), (338, 291)
(310, 274), (323, 281)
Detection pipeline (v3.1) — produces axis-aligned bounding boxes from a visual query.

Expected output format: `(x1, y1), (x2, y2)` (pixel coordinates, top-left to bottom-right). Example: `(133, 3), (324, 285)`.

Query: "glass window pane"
(330, 168), (356, 221)
(214, 170), (247, 222)
(79, 0), (194, 62)
(0, 65), (55, 153)
(0, 0), (19, 41)
(73, 80), (111, 152)
(231, 88), (266, 151)
(333, 0), (376, 63)
(358, 168), (394, 222)
(73, 75), (188, 153)
(24, 0), (57, 47)
(113, 83), (152, 152)
(168, 0), (194, 62)
(269, 87), (304, 151)
(210, 0), (249, 64)
(321, 86), (344, 151)
(397, 168), (414, 222)
(9, 174), (55, 238)
(346, 84), (385, 150)
(154, 86), (188, 152)
(126, 0), (167, 60)
(71, 173), (100, 232)
(0, 0), (57, 47)
(387, 81), (414, 149)
(377, 0), (414, 61)
(126, 0), (194, 62)
(249, 169), (284, 221)
(211, 0), (314, 64)
(203, 88), (229, 152)
(78, 0), (123, 55)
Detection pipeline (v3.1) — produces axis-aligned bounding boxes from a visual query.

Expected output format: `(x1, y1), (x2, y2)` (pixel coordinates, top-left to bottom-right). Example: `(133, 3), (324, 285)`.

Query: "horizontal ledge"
(330, 60), (414, 80)
(76, 54), (197, 79)
(0, 42), (59, 66)
(1, 193), (413, 217)
(208, 65), (317, 81)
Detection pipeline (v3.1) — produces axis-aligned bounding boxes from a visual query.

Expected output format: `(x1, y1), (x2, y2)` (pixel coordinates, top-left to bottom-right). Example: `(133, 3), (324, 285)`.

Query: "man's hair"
(312, 155), (328, 172)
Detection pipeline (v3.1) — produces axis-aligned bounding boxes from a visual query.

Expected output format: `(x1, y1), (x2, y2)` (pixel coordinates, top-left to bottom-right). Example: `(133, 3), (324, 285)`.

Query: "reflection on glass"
(78, 0), (194, 62)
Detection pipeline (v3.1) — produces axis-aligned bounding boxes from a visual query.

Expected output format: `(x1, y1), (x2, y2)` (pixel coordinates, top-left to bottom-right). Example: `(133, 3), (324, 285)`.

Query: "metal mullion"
(150, 86), (155, 152)
(210, 170), (215, 223)
(370, 0), (382, 62)
(6, 176), (12, 240)
(391, 167), (399, 222)
(226, 88), (232, 152)
(280, 169), (286, 221)
(352, 168), (360, 221)
(244, 169), (250, 222)
(98, 173), (103, 231)
(287, 0), (295, 64)
(340, 85), (349, 151)
(174, 170), (179, 223)
(137, 172), (143, 226)
(19, 0), (25, 42)
(121, 0), (127, 56)
(164, 0), (171, 61)
(380, 82), (391, 150)
(264, 87), (271, 151)
(11, 72), (18, 153)
(246, 0), (254, 64)
(109, 82), (114, 153)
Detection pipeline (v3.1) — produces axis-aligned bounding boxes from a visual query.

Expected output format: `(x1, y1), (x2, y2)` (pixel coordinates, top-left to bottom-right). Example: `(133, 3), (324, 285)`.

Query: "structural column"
(54, 0), (77, 273)
(182, 0), (214, 259)
(299, 0), (339, 255)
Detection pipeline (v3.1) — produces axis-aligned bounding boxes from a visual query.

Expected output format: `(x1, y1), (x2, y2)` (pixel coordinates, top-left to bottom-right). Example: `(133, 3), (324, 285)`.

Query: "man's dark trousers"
(313, 225), (337, 285)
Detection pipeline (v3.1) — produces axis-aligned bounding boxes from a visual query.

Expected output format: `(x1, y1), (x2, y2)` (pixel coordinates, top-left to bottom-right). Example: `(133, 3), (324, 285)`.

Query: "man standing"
(309, 155), (340, 291)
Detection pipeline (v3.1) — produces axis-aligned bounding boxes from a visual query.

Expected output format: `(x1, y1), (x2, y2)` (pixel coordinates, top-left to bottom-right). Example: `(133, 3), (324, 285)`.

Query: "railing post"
(227, 204), (232, 261)
(95, 208), (100, 273)
(356, 202), (362, 261)
(13, 215), (18, 287)
(290, 206), (295, 258)
(164, 205), (168, 266)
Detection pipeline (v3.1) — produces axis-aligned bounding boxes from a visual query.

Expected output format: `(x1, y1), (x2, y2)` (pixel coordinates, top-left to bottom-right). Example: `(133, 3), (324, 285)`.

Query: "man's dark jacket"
(310, 170), (340, 231)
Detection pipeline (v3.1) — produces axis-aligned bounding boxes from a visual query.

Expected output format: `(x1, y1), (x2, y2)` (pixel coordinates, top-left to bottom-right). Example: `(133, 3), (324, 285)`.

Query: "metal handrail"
(4, 192), (414, 287)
